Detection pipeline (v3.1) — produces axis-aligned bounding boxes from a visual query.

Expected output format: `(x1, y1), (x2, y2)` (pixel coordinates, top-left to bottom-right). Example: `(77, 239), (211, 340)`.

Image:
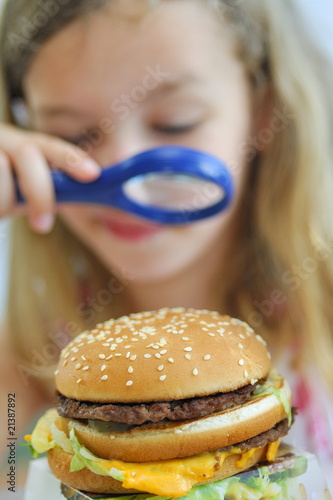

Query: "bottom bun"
(47, 447), (140, 494)
(47, 444), (269, 495)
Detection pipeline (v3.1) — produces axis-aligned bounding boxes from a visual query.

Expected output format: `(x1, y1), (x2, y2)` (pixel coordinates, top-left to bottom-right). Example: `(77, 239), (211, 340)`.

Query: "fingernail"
(30, 213), (54, 233)
(80, 158), (100, 176)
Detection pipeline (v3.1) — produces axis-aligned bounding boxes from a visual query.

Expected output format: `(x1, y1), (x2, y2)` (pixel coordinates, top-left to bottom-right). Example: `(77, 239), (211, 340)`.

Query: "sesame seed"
(155, 353), (162, 359)
(204, 355), (211, 361)
(54, 370), (59, 375)
(182, 337), (189, 341)
(174, 429), (183, 434)
(238, 359), (245, 366)
(239, 334), (245, 340)
(208, 333), (215, 337)
(158, 365), (164, 371)
(126, 380), (133, 386)
(99, 354), (106, 360)
(251, 378), (258, 385)
(244, 370), (249, 378)
(71, 357), (76, 362)
(101, 375), (108, 381)
(77, 379), (82, 384)
(126, 352), (131, 359)
(160, 350), (168, 355)
(168, 358), (174, 363)
(159, 375), (167, 381)
(128, 366), (134, 374)
(144, 354), (152, 359)
(103, 343), (110, 347)
(63, 360), (68, 367)
(185, 354), (191, 360)
(106, 354), (113, 360)
(130, 355), (137, 361)
(184, 347), (192, 352)
(81, 355), (87, 361)
(75, 363), (82, 370)
(64, 352), (70, 359)
(193, 368), (199, 376)
(101, 365), (107, 371)
(82, 366), (90, 371)
(239, 343), (244, 349)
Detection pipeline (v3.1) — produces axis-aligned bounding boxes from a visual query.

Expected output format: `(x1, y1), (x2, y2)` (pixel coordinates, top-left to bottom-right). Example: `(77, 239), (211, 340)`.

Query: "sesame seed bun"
(56, 308), (271, 403)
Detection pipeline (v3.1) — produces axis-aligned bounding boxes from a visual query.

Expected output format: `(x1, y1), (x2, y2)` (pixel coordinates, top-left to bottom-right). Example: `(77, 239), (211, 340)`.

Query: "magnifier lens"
(123, 173), (225, 211)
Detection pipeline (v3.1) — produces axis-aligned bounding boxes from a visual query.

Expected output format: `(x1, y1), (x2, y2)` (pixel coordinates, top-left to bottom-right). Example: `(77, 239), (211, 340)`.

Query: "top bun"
(55, 308), (271, 403)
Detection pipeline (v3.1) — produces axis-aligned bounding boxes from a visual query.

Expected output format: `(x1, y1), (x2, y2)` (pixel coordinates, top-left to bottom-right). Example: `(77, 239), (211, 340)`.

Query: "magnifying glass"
(15, 146), (234, 224)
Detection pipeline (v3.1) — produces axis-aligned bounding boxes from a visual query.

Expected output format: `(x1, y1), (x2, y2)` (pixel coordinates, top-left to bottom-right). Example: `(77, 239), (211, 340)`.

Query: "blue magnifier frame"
(15, 146), (234, 225)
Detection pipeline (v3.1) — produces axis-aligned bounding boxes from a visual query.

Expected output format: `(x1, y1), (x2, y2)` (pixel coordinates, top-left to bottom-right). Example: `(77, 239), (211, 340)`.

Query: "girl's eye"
(63, 129), (102, 147)
(152, 122), (199, 135)
(64, 136), (84, 146)
(65, 134), (94, 146)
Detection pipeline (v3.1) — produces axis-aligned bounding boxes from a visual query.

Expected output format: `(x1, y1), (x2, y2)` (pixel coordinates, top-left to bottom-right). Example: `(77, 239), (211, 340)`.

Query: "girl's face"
(24, 0), (255, 284)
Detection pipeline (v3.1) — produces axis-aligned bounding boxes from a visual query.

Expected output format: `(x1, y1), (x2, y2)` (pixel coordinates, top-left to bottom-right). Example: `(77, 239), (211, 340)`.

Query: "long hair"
(1, 0), (333, 396)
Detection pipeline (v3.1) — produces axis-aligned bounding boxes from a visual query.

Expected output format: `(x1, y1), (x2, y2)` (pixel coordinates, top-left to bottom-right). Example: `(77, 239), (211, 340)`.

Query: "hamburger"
(26, 308), (294, 498)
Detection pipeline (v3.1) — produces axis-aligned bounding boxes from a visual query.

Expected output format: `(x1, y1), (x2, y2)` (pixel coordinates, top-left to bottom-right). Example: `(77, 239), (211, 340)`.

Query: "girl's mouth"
(99, 213), (163, 241)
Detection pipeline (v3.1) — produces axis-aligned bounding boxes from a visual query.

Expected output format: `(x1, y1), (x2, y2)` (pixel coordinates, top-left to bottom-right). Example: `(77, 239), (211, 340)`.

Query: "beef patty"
(229, 414), (295, 454)
(56, 381), (259, 425)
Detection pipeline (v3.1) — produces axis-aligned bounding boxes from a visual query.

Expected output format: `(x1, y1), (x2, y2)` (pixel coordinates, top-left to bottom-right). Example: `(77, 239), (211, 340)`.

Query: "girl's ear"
(251, 82), (282, 156)
(254, 82), (275, 135)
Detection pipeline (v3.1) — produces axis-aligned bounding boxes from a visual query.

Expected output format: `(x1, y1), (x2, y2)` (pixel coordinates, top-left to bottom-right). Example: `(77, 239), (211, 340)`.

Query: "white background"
(0, 0), (333, 318)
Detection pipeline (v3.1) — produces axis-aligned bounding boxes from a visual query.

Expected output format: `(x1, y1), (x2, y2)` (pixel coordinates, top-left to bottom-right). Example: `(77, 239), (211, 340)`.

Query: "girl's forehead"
(25, 0), (237, 86)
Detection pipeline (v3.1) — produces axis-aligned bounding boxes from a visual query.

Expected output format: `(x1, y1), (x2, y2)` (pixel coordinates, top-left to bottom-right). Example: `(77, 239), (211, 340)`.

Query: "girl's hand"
(0, 123), (100, 233)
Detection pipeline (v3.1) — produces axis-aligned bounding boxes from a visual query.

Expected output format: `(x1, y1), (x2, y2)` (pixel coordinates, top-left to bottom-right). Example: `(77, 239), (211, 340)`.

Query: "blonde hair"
(1, 0), (333, 396)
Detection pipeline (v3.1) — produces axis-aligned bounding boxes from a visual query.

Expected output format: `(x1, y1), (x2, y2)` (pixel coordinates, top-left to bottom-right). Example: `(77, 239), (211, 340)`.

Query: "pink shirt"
(278, 358), (333, 493)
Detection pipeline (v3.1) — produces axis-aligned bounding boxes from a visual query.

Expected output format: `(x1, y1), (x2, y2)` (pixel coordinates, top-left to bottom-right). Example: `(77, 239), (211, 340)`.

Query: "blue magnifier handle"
(15, 146), (234, 224)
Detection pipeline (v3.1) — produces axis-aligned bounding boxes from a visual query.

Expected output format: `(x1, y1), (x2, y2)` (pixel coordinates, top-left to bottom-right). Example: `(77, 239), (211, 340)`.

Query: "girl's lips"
(99, 214), (163, 241)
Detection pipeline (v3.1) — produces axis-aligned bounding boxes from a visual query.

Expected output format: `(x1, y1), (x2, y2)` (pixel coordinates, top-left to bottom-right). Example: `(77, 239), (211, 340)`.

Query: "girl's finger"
(0, 151), (15, 217)
(12, 142), (56, 233)
(30, 132), (101, 181)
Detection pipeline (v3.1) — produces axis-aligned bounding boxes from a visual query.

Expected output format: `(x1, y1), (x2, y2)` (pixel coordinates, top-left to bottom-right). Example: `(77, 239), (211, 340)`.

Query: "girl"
(0, 0), (332, 491)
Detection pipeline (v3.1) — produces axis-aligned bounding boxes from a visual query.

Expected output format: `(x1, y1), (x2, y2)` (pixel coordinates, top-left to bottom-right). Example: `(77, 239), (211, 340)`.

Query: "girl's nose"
(90, 130), (152, 169)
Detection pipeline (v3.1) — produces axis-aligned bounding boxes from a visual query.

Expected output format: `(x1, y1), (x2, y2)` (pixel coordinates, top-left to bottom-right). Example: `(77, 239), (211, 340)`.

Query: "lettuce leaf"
(91, 474), (286, 500)
(69, 429), (125, 481)
(252, 371), (292, 426)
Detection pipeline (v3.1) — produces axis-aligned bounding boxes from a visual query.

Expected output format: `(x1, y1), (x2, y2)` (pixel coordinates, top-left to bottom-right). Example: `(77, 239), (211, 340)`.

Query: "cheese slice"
(72, 434), (280, 497)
